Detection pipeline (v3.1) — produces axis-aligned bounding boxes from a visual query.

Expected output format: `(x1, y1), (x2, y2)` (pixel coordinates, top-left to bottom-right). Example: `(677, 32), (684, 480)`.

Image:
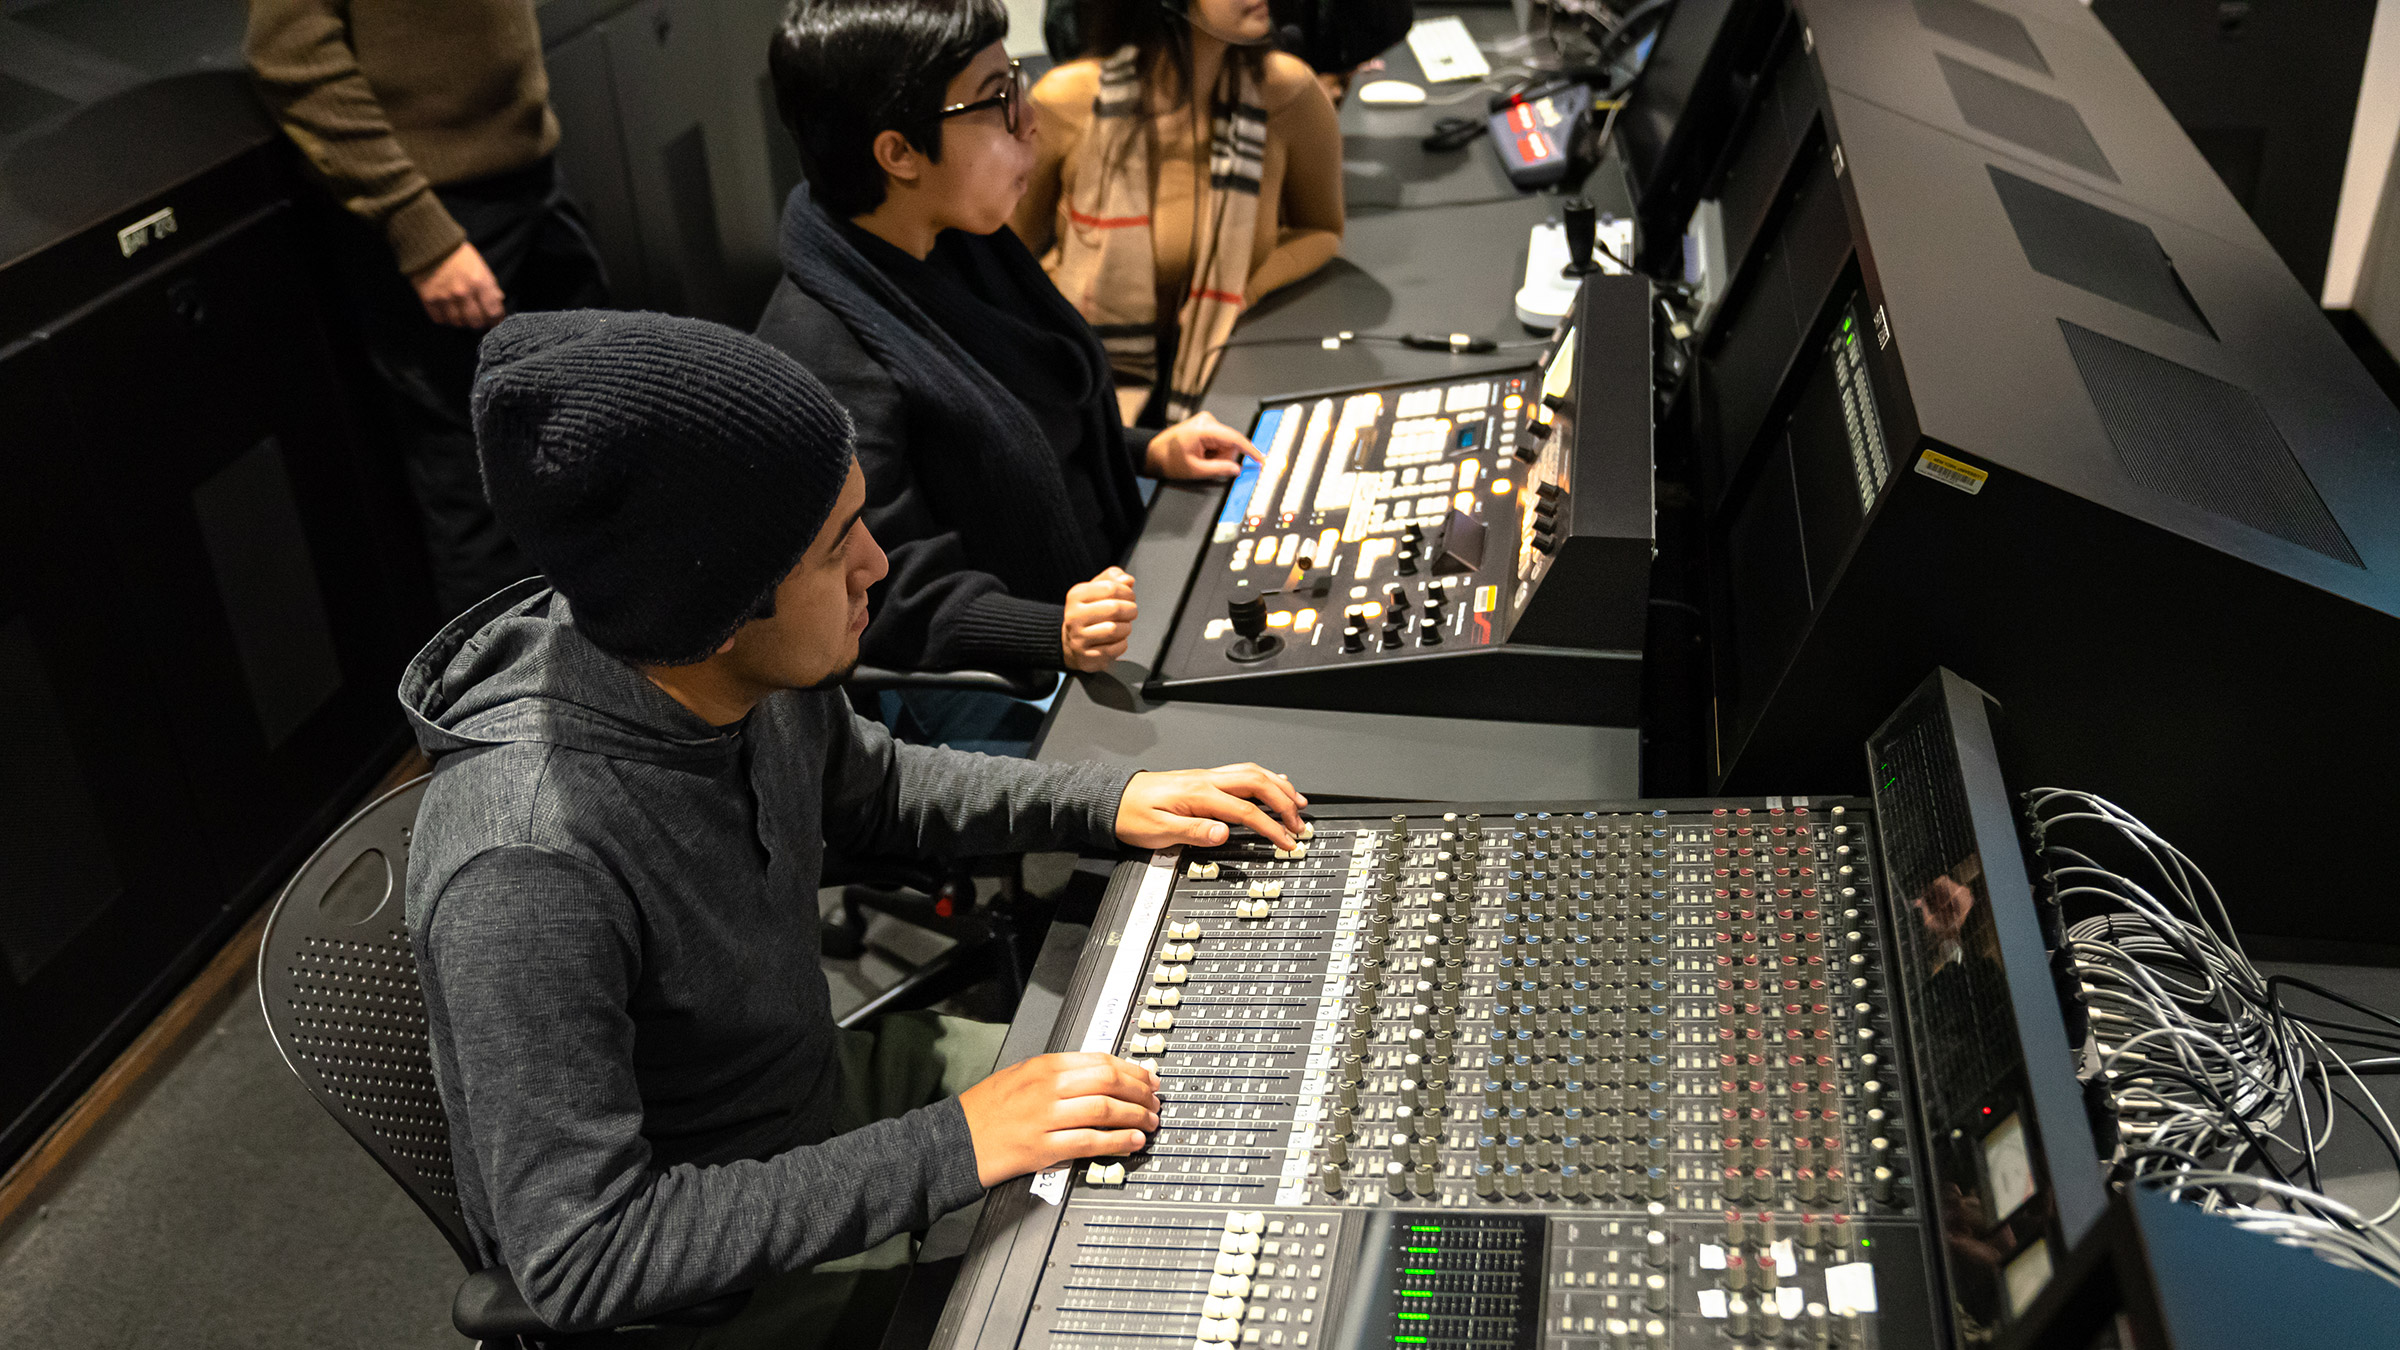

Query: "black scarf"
(776, 185), (1140, 596)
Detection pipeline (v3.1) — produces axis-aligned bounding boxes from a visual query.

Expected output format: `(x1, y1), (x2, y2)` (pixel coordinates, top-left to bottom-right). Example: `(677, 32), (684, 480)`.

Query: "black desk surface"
(1340, 4), (1529, 213)
(1036, 172), (1646, 801)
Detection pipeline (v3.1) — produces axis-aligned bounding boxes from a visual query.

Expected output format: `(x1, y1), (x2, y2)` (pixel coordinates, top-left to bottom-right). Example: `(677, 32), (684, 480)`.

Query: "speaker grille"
(2059, 320), (2360, 567)
(1938, 54), (2115, 182)
(1913, 0), (2049, 75)
(1990, 167), (2212, 339)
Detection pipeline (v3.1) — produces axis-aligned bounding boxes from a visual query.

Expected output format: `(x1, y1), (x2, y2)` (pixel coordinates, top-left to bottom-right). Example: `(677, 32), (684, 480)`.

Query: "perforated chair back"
(256, 773), (474, 1266)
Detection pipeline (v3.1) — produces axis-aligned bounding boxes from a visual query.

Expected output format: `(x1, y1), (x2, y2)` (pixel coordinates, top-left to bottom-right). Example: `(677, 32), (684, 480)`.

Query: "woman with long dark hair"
(1016, 0), (1345, 424)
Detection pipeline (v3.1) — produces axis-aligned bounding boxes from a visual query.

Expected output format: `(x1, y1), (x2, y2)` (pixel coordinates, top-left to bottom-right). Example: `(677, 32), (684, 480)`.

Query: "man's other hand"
(416, 242), (507, 329)
(960, 1052), (1161, 1187)
(1063, 567), (1137, 672)
(1116, 764), (1306, 851)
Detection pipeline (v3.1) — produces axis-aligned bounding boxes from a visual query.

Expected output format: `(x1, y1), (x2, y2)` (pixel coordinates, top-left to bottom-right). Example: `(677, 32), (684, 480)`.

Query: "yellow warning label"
(1914, 449), (1989, 495)
(1474, 585), (1498, 613)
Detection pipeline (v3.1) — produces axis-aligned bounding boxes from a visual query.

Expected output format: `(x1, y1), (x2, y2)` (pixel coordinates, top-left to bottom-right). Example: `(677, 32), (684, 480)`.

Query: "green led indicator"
(1861, 1238), (1874, 1248)
(1404, 1247), (1438, 1254)
(1400, 1291), (1433, 1299)
(1398, 1312), (1431, 1321)
(1402, 1269), (1437, 1275)
(1396, 1338), (1428, 1344)
(1409, 1225), (1443, 1232)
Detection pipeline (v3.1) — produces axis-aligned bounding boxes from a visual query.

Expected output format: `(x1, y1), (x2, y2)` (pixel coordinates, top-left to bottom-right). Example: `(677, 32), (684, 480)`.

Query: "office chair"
(256, 774), (748, 1347)
(828, 664), (1064, 1030)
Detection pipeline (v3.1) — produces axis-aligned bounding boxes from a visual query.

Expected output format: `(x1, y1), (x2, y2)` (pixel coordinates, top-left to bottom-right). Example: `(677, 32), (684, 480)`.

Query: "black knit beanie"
(471, 310), (856, 665)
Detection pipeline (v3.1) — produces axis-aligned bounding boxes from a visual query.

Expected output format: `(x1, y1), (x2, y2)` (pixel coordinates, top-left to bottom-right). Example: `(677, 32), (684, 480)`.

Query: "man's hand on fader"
(1115, 764), (1307, 851)
(960, 1052), (1161, 1187)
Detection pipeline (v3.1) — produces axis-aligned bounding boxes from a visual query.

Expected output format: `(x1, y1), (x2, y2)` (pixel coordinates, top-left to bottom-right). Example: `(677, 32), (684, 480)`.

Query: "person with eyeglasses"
(759, 0), (1260, 753)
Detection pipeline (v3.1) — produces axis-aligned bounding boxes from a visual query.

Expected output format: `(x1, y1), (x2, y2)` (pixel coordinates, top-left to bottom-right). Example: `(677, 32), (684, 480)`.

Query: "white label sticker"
(1696, 1289), (1728, 1319)
(1777, 1287), (1804, 1320)
(1914, 449), (1990, 495)
(1772, 1239), (1797, 1278)
(1033, 847), (1182, 1205)
(1825, 1261), (1880, 1315)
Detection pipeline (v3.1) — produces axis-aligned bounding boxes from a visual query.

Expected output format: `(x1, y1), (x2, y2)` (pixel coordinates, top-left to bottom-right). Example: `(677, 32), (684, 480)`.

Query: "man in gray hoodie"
(401, 309), (1304, 1342)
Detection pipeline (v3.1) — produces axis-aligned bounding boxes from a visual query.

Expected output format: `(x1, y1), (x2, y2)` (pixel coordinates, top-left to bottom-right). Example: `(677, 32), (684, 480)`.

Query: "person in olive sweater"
(245, 0), (609, 613)
(756, 0), (1260, 746)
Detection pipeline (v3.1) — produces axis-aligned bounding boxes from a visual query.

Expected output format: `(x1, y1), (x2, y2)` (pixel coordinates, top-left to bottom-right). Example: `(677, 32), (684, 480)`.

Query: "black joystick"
(1225, 593), (1283, 664)
(1562, 197), (1601, 278)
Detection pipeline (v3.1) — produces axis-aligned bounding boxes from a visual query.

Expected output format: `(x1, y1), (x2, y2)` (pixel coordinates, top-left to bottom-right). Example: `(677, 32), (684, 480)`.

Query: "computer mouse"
(1357, 80), (1428, 107)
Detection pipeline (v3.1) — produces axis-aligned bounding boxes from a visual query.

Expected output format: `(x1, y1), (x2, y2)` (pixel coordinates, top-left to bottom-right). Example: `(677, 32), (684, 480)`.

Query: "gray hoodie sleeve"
(817, 699), (1138, 856)
(421, 845), (985, 1332)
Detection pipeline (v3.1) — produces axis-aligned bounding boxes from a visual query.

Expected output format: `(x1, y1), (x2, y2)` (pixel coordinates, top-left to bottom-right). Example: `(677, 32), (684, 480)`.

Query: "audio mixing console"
(1148, 279), (1656, 726)
(933, 673), (2102, 1350)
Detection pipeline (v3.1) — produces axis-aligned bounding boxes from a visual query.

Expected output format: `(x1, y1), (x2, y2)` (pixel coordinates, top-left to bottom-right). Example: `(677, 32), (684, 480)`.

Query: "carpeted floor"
(0, 895), (983, 1349)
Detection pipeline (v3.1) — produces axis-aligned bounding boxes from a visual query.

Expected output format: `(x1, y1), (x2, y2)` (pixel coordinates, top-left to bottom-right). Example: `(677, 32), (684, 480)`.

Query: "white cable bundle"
(2026, 789), (2400, 1286)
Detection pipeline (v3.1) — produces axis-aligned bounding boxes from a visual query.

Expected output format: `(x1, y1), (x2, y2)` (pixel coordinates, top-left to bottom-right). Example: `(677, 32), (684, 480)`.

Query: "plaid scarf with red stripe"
(1046, 45), (1264, 420)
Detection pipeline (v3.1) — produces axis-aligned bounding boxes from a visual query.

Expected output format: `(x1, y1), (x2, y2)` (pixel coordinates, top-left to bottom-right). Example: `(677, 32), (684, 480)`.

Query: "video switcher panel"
(1148, 278), (1656, 726)
(934, 673), (2100, 1350)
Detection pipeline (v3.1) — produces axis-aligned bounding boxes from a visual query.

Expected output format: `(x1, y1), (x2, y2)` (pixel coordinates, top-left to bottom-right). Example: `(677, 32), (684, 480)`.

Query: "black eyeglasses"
(931, 60), (1029, 135)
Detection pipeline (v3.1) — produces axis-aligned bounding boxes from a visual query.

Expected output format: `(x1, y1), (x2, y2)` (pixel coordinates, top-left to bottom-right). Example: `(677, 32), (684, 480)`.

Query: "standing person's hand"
(1144, 412), (1260, 481)
(1063, 566), (1136, 672)
(415, 242), (508, 329)
(959, 1052), (1161, 1186)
